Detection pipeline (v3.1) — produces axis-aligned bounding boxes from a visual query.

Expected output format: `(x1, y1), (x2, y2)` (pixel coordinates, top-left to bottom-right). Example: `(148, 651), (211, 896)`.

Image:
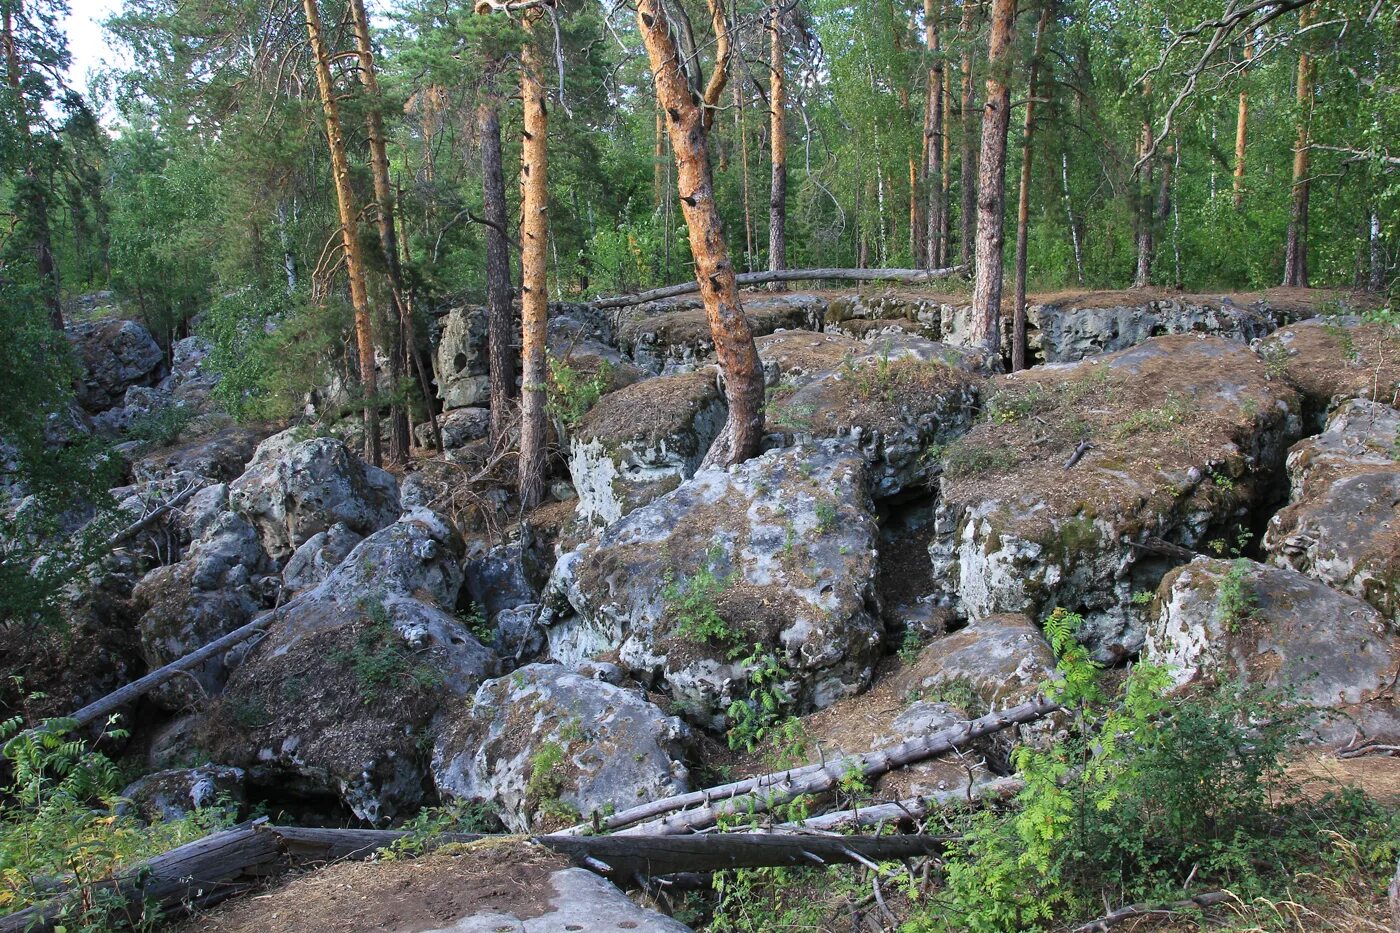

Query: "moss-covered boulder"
(929, 336), (1302, 661)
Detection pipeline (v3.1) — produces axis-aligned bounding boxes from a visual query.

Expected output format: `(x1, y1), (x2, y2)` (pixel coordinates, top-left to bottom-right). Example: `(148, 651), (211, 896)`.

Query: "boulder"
(132, 425), (266, 485)
(1027, 294), (1280, 364)
(282, 522), (363, 594)
(415, 407), (491, 450)
(435, 306), (490, 409)
(159, 336), (219, 410)
(567, 371), (726, 527)
(614, 294), (825, 374)
(203, 510), (498, 824)
(1257, 317), (1400, 424)
(894, 614), (1056, 714)
(66, 318), (164, 412)
(760, 331), (985, 497)
(1263, 399), (1400, 621)
(929, 336), (1302, 662)
(120, 765), (245, 823)
(429, 867), (692, 933)
(1147, 558), (1400, 742)
(229, 436), (399, 560)
(432, 663), (690, 832)
(546, 442), (883, 729)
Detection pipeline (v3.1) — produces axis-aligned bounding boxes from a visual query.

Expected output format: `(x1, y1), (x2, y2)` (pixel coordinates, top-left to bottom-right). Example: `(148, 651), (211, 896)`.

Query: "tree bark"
(957, 0), (978, 272)
(702, 0), (732, 130)
(767, 11), (788, 288)
(969, 0), (1016, 361)
(735, 60), (755, 272)
(941, 55), (953, 265)
(2, 1), (62, 331)
(480, 102), (517, 449)
(1232, 36), (1252, 210)
(1282, 7), (1315, 288)
(348, 0), (410, 464)
(592, 265), (965, 310)
(518, 23), (550, 508)
(636, 0), (765, 466)
(304, 0), (380, 467)
(924, 0), (946, 270)
(1012, 1), (1052, 372)
(1371, 209), (1385, 293)
(1133, 118), (1155, 288)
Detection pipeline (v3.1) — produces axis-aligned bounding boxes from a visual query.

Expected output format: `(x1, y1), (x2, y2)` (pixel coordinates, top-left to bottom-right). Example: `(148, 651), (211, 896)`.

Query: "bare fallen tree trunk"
(784, 776), (1025, 832)
(589, 697), (1058, 836)
(1071, 890), (1234, 932)
(592, 265), (965, 310)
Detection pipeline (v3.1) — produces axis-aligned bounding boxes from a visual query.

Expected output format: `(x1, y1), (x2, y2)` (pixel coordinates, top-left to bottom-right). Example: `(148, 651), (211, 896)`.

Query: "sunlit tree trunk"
(1232, 36), (1252, 210)
(923, 0), (945, 270)
(768, 11), (787, 288)
(518, 22), (550, 508)
(304, 0), (380, 466)
(636, 0), (764, 465)
(957, 0), (977, 271)
(1283, 7), (1316, 288)
(3, 1), (61, 330)
(1012, 1), (1051, 372)
(479, 102), (516, 450)
(969, 0), (1015, 361)
(940, 63), (952, 266)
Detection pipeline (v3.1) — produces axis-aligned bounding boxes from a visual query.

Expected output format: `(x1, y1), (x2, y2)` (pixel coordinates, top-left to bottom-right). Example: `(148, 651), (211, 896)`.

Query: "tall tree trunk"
(3, 1), (61, 330)
(1282, 8), (1315, 288)
(1232, 36), (1252, 210)
(348, 0), (410, 464)
(1156, 140), (1175, 285)
(969, 0), (1016, 360)
(1133, 119), (1154, 288)
(940, 62), (952, 266)
(923, 0), (945, 270)
(518, 24), (550, 509)
(1370, 210), (1385, 293)
(636, 0), (764, 465)
(1012, 1), (1051, 372)
(654, 101), (665, 211)
(1061, 152), (1084, 284)
(480, 102), (517, 450)
(303, 0), (380, 466)
(735, 54), (755, 272)
(957, 0), (978, 272)
(768, 12), (788, 288)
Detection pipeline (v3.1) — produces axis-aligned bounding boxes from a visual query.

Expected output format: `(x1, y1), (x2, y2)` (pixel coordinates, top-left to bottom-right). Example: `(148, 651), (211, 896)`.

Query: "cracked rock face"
(614, 294), (826, 374)
(1257, 317), (1400, 424)
(67, 318), (165, 412)
(432, 663), (690, 832)
(229, 436), (400, 561)
(546, 442), (883, 729)
(1148, 557), (1400, 743)
(435, 306), (491, 410)
(119, 765), (245, 823)
(928, 336), (1301, 662)
(1263, 399), (1400, 622)
(567, 370), (727, 528)
(1027, 297), (1282, 364)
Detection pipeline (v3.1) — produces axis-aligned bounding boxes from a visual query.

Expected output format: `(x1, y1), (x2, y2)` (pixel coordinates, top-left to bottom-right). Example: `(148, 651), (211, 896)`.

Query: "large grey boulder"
(1027, 295), (1281, 364)
(546, 442), (883, 729)
(159, 336), (219, 410)
(614, 294), (825, 373)
(229, 436), (399, 560)
(435, 306), (491, 409)
(120, 765), (245, 823)
(415, 407), (490, 450)
(132, 425), (266, 485)
(204, 509), (498, 824)
(1263, 399), (1400, 621)
(67, 318), (164, 412)
(429, 867), (692, 933)
(432, 663), (690, 832)
(760, 331), (985, 497)
(929, 336), (1301, 662)
(894, 614), (1056, 714)
(567, 370), (726, 527)
(281, 522), (363, 595)
(1147, 558), (1400, 743)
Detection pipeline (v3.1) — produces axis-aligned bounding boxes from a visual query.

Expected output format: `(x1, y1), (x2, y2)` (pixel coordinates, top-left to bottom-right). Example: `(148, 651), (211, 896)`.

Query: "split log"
(591, 265), (965, 310)
(593, 697), (1059, 836)
(1071, 890), (1234, 932)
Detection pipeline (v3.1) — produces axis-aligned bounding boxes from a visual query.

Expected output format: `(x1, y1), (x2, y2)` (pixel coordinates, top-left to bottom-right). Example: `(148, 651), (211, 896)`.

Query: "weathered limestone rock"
(547, 442), (883, 729)
(159, 336), (219, 410)
(435, 306), (491, 410)
(133, 425), (266, 484)
(1263, 399), (1400, 621)
(416, 407), (490, 450)
(760, 331), (985, 497)
(567, 371), (726, 527)
(1026, 295), (1280, 364)
(929, 336), (1301, 662)
(614, 294), (825, 373)
(432, 663), (690, 832)
(1257, 317), (1400, 424)
(67, 318), (164, 412)
(204, 509), (497, 824)
(281, 522), (363, 595)
(894, 615), (1055, 713)
(428, 867), (693, 933)
(229, 437), (399, 560)
(1148, 558), (1400, 742)
(120, 765), (245, 823)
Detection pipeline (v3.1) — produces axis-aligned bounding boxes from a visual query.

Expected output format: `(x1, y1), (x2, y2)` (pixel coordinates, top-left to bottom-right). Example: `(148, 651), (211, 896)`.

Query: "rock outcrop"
(614, 294), (825, 373)
(67, 318), (164, 412)
(120, 765), (245, 823)
(1257, 317), (1400, 423)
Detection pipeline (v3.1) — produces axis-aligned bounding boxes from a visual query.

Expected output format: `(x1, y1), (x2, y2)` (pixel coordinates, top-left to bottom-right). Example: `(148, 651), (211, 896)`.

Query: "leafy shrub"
(125, 403), (194, 450)
(545, 354), (612, 426)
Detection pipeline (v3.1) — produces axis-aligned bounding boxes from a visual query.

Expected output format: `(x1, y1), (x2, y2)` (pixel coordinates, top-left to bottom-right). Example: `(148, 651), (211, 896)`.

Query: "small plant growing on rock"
(545, 354), (612, 426)
(332, 598), (442, 703)
(1217, 559), (1259, 633)
(662, 549), (737, 648)
(814, 500), (837, 534)
(726, 650), (795, 753)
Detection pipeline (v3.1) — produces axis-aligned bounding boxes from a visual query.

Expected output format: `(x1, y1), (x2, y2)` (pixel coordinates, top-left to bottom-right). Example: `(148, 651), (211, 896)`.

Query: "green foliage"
(124, 403), (195, 451)
(725, 649), (796, 755)
(380, 800), (502, 859)
(546, 354), (613, 426)
(662, 548), (738, 648)
(331, 599), (442, 703)
(1216, 558), (1259, 633)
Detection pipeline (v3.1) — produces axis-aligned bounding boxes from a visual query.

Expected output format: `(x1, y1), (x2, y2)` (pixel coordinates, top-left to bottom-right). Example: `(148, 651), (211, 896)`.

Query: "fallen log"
(593, 697), (1059, 836)
(1071, 890), (1234, 931)
(590, 265), (966, 310)
(783, 776), (1025, 833)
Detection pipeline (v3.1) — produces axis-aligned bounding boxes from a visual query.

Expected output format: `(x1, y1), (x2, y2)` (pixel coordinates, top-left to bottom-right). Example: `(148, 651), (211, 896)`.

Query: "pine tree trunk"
(1371, 210), (1385, 293)
(3, 2), (62, 331)
(518, 27), (550, 509)
(303, 0), (380, 466)
(1232, 37), (1251, 210)
(768, 12), (788, 289)
(969, 0), (1015, 361)
(480, 102), (517, 450)
(940, 62), (952, 266)
(1012, 1), (1051, 372)
(958, 0), (978, 272)
(348, 0), (410, 463)
(636, 0), (765, 466)
(1133, 120), (1154, 288)
(1282, 8), (1315, 288)
(924, 0), (945, 270)
(654, 101), (665, 212)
